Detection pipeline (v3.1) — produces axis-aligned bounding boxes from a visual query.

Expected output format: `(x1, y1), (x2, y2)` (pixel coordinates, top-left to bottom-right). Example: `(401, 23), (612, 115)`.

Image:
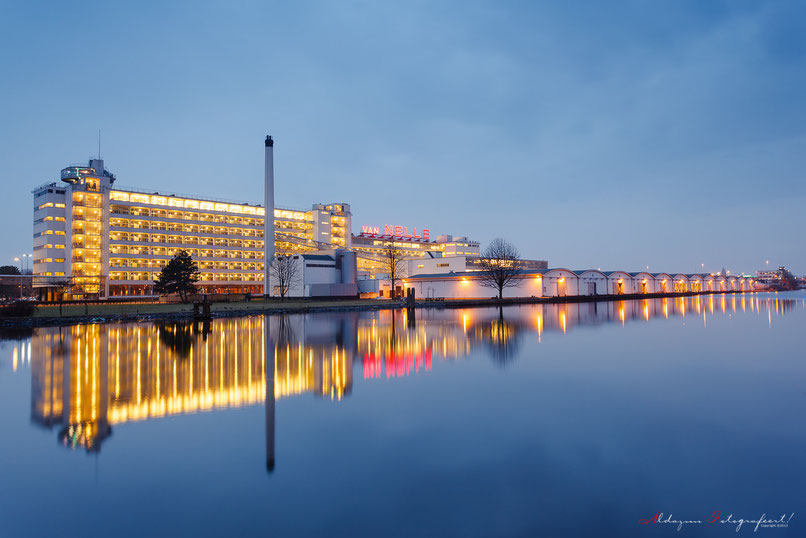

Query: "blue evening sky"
(1, 0), (804, 274)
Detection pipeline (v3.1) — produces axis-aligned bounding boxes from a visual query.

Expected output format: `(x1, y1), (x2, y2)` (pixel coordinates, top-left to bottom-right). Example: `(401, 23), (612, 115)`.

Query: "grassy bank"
(31, 298), (399, 319)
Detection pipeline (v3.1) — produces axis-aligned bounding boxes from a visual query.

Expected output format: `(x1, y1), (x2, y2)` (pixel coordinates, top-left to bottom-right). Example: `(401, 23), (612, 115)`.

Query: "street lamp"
(12, 257), (22, 298)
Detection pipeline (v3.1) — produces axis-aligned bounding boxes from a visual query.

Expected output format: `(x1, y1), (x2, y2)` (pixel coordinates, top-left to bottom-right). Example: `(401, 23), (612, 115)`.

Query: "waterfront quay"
(1, 289), (755, 328)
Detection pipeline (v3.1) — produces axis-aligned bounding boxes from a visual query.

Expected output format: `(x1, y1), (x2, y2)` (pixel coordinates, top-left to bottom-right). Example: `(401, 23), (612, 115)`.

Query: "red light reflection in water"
(363, 349), (432, 379)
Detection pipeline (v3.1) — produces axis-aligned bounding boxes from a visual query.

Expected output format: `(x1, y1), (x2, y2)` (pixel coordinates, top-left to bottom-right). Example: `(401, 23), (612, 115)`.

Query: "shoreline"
(0, 290), (759, 329)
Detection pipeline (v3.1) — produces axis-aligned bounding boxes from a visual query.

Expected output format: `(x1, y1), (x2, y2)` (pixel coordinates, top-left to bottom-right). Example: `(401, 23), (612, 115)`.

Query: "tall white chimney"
(263, 135), (275, 295)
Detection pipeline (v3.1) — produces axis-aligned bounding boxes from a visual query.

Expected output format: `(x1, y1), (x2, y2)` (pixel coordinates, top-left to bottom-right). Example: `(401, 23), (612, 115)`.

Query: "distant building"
(351, 229), (480, 277)
(756, 266), (787, 285)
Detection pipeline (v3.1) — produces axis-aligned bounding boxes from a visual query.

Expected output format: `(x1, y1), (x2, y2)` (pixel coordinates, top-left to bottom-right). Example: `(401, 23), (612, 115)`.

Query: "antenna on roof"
(98, 129), (101, 159)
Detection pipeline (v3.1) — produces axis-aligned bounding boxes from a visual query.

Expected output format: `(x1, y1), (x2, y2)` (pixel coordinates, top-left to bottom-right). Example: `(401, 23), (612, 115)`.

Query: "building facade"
(33, 159), (351, 298)
(401, 267), (755, 300)
(351, 229), (481, 277)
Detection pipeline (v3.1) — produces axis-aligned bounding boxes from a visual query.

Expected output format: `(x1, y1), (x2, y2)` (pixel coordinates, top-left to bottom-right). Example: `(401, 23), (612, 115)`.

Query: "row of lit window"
(109, 272), (263, 282)
(108, 234), (265, 246)
(35, 244), (65, 250)
(110, 247), (264, 260)
(110, 258), (263, 271)
(111, 205), (265, 226)
(36, 202), (66, 210)
(36, 216), (66, 223)
(112, 235), (262, 249)
(109, 244), (266, 256)
(34, 258), (66, 264)
(110, 191), (267, 216)
(34, 271), (66, 276)
(72, 242), (102, 250)
(111, 205), (314, 228)
(34, 230), (66, 237)
(109, 219), (267, 238)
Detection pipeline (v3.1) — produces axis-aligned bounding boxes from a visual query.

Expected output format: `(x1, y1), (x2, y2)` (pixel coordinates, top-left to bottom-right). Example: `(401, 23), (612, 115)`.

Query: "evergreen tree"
(154, 251), (200, 303)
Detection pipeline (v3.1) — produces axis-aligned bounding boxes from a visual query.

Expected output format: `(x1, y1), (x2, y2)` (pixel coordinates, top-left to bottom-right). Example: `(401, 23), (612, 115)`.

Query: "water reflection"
(21, 294), (802, 463)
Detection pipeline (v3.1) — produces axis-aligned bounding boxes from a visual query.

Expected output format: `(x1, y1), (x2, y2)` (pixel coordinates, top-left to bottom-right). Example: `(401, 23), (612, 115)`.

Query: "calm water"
(0, 293), (804, 537)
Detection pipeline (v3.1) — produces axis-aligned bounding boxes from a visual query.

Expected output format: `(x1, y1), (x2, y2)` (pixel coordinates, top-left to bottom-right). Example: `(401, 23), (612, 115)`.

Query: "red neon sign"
(360, 225), (430, 241)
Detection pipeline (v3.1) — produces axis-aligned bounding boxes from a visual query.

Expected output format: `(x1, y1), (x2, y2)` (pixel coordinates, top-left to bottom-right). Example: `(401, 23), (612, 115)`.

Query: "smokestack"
(264, 135), (274, 295)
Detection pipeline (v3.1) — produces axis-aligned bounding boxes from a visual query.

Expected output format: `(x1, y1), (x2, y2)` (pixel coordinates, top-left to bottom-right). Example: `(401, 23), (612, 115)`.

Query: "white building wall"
(606, 272), (633, 295)
(404, 274), (543, 300)
(655, 274), (673, 293)
(32, 187), (68, 278)
(396, 271), (751, 300)
(542, 269), (578, 297)
(577, 271), (608, 296)
(408, 256), (465, 276)
(631, 273), (655, 294)
(672, 274), (690, 292)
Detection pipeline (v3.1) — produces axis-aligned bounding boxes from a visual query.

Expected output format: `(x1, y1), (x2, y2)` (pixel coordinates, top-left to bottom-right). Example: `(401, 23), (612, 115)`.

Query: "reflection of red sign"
(361, 225), (430, 241)
(362, 349), (432, 379)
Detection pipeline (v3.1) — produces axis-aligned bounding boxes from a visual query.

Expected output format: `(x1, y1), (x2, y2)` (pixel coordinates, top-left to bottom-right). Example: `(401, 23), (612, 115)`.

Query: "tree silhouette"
(269, 255), (301, 299)
(154, 251), (200, 303)
(380, 241), (407, 298)
(477, 238), (523, 300)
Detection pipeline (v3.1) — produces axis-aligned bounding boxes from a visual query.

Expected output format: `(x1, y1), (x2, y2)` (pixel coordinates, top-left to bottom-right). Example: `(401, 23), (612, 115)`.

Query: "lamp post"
(13, 257), (22, 298)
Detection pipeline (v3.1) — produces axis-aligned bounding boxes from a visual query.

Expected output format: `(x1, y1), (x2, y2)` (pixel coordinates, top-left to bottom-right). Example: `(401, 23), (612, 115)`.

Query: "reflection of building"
(29, 316), (353, 452)
(32, 157), (350, 299)
(27, 294), (789, 453)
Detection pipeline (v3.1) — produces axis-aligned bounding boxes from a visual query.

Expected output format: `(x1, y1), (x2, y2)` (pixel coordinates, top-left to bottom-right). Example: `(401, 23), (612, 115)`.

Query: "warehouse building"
(400, 265), (755, 300)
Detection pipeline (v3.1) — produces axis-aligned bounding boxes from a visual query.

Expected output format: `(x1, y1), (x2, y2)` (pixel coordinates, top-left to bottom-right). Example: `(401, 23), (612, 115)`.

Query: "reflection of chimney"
(263, 136), (275, 295)
(265, 317), (276, 473)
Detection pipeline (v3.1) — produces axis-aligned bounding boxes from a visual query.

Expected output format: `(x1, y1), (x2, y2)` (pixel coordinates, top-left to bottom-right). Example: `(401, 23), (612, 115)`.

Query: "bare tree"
(269, 255), (301, 299)
(477, 238), (523, 300)
(380, 241), (407, 299)
(51, 278), (73, 316)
